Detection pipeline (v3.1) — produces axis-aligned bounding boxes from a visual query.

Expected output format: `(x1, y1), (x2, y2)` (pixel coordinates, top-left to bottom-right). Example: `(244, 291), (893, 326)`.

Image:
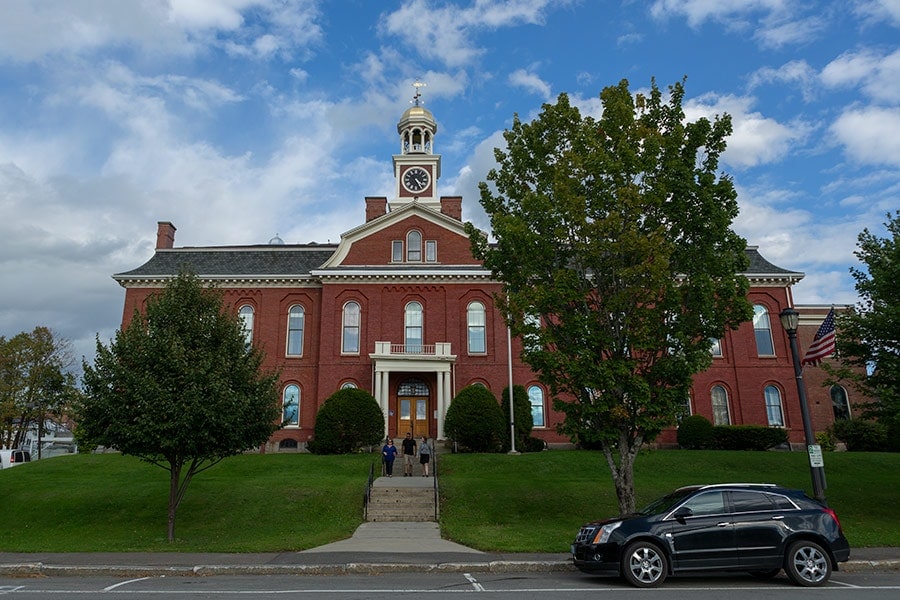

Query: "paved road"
(1, 570), (898, 599)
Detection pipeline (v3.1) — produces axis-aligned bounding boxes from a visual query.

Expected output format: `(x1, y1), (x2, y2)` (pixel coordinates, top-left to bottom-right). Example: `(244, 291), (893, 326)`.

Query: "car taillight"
(823, 508), (842, 531)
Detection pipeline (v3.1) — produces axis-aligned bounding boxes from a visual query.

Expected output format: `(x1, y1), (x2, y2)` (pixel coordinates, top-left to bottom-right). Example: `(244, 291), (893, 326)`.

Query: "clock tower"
(391, 81), (441, 211)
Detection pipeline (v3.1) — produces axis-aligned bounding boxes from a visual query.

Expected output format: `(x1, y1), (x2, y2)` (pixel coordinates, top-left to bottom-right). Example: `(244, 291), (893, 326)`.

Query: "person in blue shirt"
(381, 438), (398, 477)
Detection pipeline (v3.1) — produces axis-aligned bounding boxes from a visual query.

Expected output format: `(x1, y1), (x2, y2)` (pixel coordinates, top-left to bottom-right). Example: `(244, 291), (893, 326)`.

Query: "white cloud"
(821, 48), (900, 105)
(685, 93), (812, 168)
(650, 0), (826, 48)
(508, 68), (552, 99)
(747, 60), (819, 102)
(379, 0), (558, 68)
(0, 0), (322, 63)
(831, 106), (900, 167)
(853, 0), (900, 26)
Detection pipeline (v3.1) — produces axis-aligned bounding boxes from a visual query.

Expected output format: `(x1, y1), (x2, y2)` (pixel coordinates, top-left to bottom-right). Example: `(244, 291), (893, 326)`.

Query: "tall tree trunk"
(167, 462), (182, 542)
(602, 430), (643, 514)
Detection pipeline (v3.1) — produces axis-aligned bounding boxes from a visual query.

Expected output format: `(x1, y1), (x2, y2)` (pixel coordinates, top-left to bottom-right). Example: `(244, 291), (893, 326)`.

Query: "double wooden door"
(398, 396), (429, 437)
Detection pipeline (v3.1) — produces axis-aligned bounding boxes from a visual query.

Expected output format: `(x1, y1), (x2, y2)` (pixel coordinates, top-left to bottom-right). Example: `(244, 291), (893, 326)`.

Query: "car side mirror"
(673, 506), (693, 521)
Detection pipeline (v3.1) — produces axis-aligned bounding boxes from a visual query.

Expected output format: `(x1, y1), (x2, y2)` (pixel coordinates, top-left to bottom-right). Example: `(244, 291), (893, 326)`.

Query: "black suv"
(571, 483), (850, 587)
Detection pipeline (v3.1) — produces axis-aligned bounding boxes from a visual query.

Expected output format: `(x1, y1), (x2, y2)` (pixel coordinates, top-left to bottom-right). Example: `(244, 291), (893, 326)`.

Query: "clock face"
(402, 167), (430, 192)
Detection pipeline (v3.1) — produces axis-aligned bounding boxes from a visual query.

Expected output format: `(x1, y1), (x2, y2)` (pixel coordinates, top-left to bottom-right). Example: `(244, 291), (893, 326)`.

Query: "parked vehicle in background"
(0, 449), (32, 469)
(571, 483), (850, 587)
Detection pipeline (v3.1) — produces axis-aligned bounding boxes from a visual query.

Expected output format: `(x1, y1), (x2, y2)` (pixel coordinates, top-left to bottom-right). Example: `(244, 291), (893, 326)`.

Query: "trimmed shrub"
(711, 425), (789, 450)
(816, 430), (836, 452)
(308, 388), (384, 454)
(522, 435), (547, 453)
(500, 384), (534, 452)
(445, 385), (505, 453)
(676, 415), (714, 449)
(830, 419), (889, 452)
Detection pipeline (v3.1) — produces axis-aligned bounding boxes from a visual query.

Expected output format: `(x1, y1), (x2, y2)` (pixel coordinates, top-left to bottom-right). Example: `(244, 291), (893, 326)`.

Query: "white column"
(378, 370), (390, 438)
(436, 369), (450, 439)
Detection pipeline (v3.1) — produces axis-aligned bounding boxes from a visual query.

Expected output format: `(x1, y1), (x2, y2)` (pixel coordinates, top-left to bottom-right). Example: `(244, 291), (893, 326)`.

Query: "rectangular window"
(425, 240), (437, 262)
(710, 337), (722, 357)
(392, 240), (403, 262)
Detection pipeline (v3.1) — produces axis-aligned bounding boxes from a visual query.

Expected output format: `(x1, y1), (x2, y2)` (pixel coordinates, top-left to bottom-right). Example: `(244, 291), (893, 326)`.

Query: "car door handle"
(717, 522), (731, 527)
(771, 516), (784, 520)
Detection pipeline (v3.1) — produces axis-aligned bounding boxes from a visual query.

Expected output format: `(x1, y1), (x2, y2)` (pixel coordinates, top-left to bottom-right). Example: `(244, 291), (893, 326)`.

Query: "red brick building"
(114, 99), (858, 451)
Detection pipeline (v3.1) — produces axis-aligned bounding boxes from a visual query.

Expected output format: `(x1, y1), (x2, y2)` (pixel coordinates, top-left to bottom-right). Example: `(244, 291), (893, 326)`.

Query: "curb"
(0, 559), (896, 578)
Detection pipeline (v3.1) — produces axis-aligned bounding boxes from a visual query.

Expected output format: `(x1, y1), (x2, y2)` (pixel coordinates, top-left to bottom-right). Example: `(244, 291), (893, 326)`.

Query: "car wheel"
(749, 568), (781, 579)
(784, 540), (831, 586)
(621, 541), (668, 588)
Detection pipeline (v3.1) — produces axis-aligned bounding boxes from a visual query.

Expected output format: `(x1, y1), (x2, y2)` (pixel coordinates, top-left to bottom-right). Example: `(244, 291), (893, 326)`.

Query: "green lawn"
(0, 449), (896, 552)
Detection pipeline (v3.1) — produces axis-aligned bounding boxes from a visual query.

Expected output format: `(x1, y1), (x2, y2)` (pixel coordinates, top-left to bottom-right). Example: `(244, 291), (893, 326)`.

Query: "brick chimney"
(366, 197), (388, 222)
(440, 196), (462, 221)
(156, 221), (176, 249)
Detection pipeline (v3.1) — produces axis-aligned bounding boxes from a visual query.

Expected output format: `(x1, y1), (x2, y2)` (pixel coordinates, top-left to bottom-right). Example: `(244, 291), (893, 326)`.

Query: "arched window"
(405, 301), (423, 351)
(406, 230), (422, 262)
(398, 379), (430, 396)
(711, 385), (730, 425)
(342, 301), (360, 354)
(831, 385), (851, 420)
(286, 305), (304, 356)
(467, 301), (486, 353)
(340, 381), (357, 390)
(238, 305), (254, 348)
(753, 305), (775, 356)
(282, 384), (300, 427)
(528, 385), (545, 427)
(764, 385), (784, 426)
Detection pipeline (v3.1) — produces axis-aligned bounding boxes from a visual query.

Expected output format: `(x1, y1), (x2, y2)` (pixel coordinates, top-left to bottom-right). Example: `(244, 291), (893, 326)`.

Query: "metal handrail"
(432, 447), (439, 521)
(364, 460), (375, 520)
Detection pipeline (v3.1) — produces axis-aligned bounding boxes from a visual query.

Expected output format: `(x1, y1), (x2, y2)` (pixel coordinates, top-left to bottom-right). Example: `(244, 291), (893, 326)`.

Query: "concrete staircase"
(366, 477), (437, 522)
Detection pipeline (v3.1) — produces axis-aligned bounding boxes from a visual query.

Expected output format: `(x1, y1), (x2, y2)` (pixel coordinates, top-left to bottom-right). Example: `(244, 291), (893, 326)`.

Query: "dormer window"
(392, 234), (437, 263)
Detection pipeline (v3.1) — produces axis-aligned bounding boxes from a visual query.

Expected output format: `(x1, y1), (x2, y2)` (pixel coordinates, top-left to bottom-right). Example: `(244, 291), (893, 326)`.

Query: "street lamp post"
(779, 307), (827, 504)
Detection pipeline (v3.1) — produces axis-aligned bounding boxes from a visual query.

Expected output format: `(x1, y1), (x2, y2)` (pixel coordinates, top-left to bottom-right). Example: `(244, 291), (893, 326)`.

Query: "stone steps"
(367, 483), (437, 522)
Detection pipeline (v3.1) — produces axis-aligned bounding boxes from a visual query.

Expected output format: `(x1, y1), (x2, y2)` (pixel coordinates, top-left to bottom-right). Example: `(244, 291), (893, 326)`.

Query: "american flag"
(802, 307), (837, 366)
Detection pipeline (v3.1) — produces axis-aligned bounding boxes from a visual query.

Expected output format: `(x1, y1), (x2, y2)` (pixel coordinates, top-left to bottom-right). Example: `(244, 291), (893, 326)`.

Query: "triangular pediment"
(320, 202), (479, 268)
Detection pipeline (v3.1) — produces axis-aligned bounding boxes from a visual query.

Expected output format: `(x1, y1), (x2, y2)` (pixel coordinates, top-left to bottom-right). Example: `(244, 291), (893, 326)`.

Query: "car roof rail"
(695, 483), (778, 490)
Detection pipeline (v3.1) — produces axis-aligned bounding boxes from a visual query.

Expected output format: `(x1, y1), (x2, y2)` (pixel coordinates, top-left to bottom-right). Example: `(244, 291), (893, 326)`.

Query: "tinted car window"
(640, 488), (696, 516)
(767, 493), (797, 510)
(681, 491), (726, 516)
(730, 491), (775, 513)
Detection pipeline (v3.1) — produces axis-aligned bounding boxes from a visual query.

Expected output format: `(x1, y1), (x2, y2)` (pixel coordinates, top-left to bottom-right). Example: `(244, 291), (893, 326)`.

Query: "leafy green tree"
(0, 326), (77, 455)
(445, 385), (506, 452)
(825, 211), (900, 451)
(79, 271), (281, 541)
(500, 384), (533, 451)
(467, 79), (752, 513)
(309, 388), (384, 454)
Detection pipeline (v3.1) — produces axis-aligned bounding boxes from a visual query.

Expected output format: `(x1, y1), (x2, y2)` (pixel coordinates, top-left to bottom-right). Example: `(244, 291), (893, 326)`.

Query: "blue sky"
(1, 0), (898, 366)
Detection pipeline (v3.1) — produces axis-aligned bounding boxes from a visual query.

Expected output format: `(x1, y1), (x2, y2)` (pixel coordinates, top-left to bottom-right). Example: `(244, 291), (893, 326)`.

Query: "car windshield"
(638, 488), (697, 516)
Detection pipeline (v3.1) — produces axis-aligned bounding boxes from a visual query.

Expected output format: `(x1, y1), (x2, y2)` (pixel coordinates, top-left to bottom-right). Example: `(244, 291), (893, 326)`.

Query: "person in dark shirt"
(401, 432), (418, 477)
(381, 438), (398, 477)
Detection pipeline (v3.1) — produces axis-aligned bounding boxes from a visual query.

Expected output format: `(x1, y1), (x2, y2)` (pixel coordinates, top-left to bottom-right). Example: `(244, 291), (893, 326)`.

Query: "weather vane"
(411, 79), (426, 106)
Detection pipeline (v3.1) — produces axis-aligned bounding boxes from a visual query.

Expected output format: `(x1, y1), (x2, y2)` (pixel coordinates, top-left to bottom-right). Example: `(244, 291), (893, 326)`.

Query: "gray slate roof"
(114, 244), (801, 281)
(114, 245), (338, 280)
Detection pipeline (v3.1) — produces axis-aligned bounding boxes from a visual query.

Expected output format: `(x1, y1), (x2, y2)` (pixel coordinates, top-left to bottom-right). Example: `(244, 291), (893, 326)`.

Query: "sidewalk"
(0, 476), (897, 577)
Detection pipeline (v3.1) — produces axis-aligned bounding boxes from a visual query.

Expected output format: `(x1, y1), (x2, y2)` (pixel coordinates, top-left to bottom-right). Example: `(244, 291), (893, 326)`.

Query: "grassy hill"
(1, 449), (896, 552)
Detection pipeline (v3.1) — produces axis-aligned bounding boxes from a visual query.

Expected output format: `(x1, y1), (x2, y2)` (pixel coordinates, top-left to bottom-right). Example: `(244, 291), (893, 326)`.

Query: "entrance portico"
(371, 341), (456, 439)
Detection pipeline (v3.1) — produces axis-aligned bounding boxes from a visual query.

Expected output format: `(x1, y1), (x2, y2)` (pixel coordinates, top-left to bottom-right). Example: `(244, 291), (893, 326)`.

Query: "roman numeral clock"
(392, 81), (441, 209)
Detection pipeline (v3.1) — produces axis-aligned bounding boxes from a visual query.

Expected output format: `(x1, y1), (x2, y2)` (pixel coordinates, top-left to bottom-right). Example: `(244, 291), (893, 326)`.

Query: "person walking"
(381, 438), (398, 477)
(401, 432), (417, 477)
(419, 436), (432, 477)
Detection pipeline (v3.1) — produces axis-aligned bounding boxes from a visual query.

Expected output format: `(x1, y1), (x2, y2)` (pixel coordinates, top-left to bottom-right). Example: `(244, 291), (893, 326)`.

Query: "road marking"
(464, 572), (485, 591)
(103, 576), (150, 591)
